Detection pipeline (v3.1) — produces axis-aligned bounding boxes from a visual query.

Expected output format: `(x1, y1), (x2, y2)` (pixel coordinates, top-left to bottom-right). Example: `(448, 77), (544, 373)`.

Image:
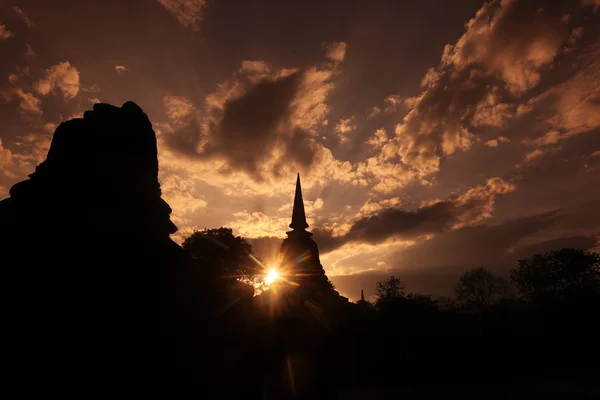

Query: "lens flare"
(265, 269), (279, 285)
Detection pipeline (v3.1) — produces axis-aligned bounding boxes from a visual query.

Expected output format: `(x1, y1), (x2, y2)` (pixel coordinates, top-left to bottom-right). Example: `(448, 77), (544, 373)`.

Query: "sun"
(265, 269), (279, 285)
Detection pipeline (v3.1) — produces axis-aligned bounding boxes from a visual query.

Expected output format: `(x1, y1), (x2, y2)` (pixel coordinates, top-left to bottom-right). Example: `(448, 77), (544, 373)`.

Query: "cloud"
(10, 132), (53, 168)
(524, 44), (600, 143)
(159, 172), (208, 215)
(162, 47), (354, 185)
(526, 131), (562, 146)
(524, 148), (545, 161)
(324, 41), (347, 64)
(366, 129), (388, 149)
(25, 44), (35, 57)
(485, 136), (510, 147)
(3, 89), (42, 116)
(230, 211), (290, 238)
(330, 211), (565, 298)
(384, 94), (402, 112)
(0, 24), (13, 40)
(420, 67), (439, 88)
(400, 210), (561, 274)
(364, 0), (576, 191)
(446, 1), (575, 94)
(12, 6), (35, 28)
(114, 65), (129, 73)
(335, 117), (356, 143)
(0, 131), (53, 184)
(200, 71), (305, 175)
(582, 0), (600, 9)
(35, 62), (80, 100)
(43, 123), (57, 133)
(335, 117), (356, 134)
(512, 235), (598, 260)
(163, 95), (194, 123)
(394, 210), (562, 272)
(367, 106), (381, 119)
(471, 88), (515, 128)
(569, 26), (585, 44)
(0, 138), (14, 173)
(313, 177), (515, 253)
(157, 0), (208, 32)
(356, 197), (403, 219)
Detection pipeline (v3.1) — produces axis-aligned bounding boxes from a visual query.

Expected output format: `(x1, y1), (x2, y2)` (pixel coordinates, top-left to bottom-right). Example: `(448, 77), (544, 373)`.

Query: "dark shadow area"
(1, 102), (598, 398)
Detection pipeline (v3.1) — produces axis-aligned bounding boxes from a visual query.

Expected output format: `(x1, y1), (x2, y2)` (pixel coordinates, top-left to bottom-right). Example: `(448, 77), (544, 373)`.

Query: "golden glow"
(265, 269), (279, 285)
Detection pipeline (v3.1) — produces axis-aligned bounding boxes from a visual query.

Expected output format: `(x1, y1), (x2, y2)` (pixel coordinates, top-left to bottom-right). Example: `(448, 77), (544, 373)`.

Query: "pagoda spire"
(361, 289), (365, 302)
(289, 173), (309, 231)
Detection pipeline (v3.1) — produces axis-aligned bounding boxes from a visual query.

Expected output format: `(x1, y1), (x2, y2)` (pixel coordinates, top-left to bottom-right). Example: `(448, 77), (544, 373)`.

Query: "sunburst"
(265, 269), (279, 285)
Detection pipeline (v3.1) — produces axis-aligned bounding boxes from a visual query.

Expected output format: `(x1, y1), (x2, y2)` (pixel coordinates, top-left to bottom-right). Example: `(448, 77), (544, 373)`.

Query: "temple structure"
(278, 174), (335, 297)
(357, 289), (369, 307)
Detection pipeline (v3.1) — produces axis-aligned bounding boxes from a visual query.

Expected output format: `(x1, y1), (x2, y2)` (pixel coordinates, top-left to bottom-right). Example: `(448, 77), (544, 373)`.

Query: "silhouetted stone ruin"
(1, 102), (204, 393)
(0, 101), (177, 238)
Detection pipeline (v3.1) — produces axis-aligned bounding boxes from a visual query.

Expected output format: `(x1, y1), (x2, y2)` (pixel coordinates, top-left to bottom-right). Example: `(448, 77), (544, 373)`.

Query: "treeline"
(178, 228), (600, 394)
(364, 247), (600, 335)
(180, 227), (600, 336)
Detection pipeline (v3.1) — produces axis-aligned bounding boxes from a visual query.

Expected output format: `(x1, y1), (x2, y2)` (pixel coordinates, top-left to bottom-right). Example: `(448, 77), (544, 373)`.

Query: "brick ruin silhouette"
(0, 102), (209, 392)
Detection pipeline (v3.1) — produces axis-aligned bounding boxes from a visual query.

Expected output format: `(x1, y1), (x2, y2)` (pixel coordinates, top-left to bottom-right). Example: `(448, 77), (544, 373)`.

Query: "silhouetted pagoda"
(356, 289), (369, 307)
(279, 174), (336, 297)
(253, 175), (350, 398)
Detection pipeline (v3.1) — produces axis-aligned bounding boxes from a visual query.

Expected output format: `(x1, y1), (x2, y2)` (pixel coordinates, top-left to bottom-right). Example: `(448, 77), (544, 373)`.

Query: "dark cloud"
(12, 6), (36, 29)
(370, 0), (586, 185)
(331, 210), (581, 300)
(512, 235), (598, 260)
(313, 178), (514, 253)
(279, 129), (319, 173)
(205, 72), (302, 174)
(163, 66), (334, 181)
(157, 0), (207, 32)
(166, 72), (301, 158)
(395, 210), (561, 270)
(163, 117), (203, 159)
(314, 201), (455, 252)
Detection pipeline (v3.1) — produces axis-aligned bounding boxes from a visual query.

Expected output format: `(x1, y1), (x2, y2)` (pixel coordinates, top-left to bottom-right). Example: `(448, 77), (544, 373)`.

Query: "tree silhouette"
(455, 267), (509, 312)
(375, 276), (405, 306)
(510, 248), (600, 300)
(182, 227), (257, 282)
(376, 275), (405, 300)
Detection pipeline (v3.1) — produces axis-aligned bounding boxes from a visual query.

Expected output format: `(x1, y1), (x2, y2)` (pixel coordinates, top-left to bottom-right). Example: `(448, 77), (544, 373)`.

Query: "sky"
(1, 0), (599, 300)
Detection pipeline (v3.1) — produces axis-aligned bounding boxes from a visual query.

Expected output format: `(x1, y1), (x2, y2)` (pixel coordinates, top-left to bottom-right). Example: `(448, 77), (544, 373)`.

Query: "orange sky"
(1, 0), (599, 300)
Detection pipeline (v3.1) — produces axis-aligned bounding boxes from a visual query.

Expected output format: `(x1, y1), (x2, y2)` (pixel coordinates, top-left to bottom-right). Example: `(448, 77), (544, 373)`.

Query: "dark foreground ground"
(335, 380), (600, 399)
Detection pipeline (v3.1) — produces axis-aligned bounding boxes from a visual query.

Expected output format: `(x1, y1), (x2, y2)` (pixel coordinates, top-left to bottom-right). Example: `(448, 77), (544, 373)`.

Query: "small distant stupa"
(279, 174), (332, 294)
(357, 289), (369, 306)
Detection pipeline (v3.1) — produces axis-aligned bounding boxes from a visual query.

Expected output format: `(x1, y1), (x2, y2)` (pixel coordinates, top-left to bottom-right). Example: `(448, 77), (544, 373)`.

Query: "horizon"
(2, 0), (600, 302)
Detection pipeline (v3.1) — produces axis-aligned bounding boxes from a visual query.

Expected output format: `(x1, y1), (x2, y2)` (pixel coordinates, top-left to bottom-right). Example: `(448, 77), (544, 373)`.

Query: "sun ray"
(265, 269), (279, 285)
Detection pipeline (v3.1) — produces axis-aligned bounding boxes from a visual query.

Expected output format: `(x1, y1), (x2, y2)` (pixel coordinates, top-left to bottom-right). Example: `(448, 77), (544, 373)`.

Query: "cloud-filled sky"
(2, 0), (599, 300)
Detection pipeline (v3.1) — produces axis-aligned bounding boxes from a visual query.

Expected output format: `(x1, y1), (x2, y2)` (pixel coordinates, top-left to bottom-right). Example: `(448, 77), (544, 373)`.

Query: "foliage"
(375, 275), (405, 302)
(455, 267), (509, 311)
(182, 227), (257, 281)
(326, 278), (336, 291)
(405, 293), (436, 304)
(510, 248), (600, 299)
